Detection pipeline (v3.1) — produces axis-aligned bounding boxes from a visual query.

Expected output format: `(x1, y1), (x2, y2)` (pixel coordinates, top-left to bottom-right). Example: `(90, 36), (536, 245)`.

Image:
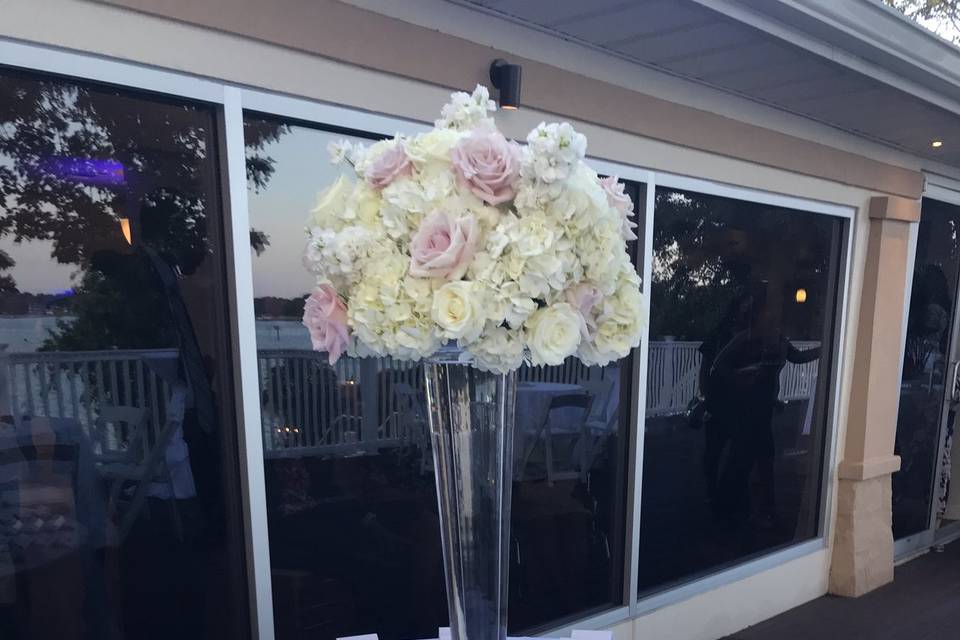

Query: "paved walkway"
(724, 541), (960, 639)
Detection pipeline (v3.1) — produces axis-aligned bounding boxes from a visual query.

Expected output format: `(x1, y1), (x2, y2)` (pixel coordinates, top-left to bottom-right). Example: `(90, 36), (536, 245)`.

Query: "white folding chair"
(97, 386), (187, 541)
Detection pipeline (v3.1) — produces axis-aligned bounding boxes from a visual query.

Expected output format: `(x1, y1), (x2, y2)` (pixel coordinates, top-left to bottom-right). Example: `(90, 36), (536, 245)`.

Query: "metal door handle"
(951, 361), (960, 402)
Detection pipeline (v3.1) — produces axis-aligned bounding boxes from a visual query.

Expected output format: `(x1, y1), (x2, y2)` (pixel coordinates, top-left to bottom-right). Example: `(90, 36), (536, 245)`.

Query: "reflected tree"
(0, 70), (284, 349)
(651, 190), (834, 340)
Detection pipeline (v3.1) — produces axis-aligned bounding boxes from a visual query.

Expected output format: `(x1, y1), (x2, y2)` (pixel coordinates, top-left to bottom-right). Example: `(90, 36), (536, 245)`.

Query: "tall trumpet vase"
(424, 347), (517, 640)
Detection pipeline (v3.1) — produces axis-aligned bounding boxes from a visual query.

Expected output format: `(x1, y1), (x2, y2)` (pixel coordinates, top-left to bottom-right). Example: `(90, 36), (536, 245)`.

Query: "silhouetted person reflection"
(698, 293), (753, 510)
(712, 281), (820, 527)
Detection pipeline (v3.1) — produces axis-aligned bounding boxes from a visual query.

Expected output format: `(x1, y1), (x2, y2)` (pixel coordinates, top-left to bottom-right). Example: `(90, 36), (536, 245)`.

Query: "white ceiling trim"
(341, 0), (960, 180)
(688, 0), (960, 117)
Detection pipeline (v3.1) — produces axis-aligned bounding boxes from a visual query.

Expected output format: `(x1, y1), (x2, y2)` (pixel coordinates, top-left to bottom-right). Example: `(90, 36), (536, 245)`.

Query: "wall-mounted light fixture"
(795, 288), (808, 304)
(490, 59), (522, 110)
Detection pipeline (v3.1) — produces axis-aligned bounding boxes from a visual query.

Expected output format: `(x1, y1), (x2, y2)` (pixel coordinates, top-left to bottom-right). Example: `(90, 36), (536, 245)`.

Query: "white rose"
(432, 281), (485, 342)
(525, 303), (583, 366)
(347, 182), (383, 229)
(405, 128), (461, 166)
(309, 175), (352, 228)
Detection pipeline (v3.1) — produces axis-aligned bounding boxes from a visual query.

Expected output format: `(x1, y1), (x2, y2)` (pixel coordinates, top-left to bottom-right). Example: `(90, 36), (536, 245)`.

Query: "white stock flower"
(327, 139), (353, 165)
(522, 122), (587, 184)
(525, 303), (583, 366)
(432, 281), (486, 342)
(435, 85), (496, 131)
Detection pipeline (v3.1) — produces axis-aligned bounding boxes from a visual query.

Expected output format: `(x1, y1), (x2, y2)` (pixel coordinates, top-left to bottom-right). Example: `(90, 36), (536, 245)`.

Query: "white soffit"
(450, 0), (960, 168)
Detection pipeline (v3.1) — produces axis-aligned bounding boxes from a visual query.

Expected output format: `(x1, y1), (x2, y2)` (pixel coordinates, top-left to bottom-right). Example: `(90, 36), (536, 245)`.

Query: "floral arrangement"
(302, 85), (645, 373)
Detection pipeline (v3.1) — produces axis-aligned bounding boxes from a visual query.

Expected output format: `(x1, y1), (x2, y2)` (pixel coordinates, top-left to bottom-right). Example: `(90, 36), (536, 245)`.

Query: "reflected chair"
(96, 386), (187, 542)
(581, 377), (618, 485)
(386, 382), (431, 472)
(519, 393), (594, 484)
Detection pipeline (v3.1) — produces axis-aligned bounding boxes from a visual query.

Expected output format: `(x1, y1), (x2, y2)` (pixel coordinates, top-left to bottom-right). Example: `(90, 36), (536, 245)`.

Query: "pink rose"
(302, 284), (350, 365)
(409, 210), (479, 280)
(450, 129), (521, 205)
(567, 282), (602, 336)
(599, 175), (638, 241)
(364, 144), (413, 189)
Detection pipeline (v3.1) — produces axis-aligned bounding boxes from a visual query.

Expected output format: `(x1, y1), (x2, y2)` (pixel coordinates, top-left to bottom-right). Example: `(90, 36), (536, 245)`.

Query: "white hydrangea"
(434, 84), (496, 131)
(347, 251), (442, 360)
(465, 326), (526, 374)
(303, 224), (380, 292)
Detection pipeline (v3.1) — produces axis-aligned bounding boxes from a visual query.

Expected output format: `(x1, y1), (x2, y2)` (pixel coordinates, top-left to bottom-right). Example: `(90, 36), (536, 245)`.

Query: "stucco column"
(829, 195), (920, 597)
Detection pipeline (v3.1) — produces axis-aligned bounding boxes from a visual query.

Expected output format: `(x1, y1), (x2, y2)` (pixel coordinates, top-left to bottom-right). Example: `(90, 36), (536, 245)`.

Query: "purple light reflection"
(39, 157), (126, 186)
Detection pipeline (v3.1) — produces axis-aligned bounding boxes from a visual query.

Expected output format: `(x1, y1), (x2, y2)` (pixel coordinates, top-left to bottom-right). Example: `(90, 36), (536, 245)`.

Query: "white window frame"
(0, 36), (856, 639)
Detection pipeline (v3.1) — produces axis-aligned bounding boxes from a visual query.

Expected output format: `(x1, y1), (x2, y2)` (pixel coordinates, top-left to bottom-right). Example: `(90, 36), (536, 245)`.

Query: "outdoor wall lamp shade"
(490, 59), (521, 110)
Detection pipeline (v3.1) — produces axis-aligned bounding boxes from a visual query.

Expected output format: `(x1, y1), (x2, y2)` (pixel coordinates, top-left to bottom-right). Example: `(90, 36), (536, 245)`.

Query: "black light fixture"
(490, 59), (522, 110)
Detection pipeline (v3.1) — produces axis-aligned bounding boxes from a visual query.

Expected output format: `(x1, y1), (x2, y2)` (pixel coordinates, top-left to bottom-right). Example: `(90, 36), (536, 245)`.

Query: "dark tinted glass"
(0, 68), (248, 639)
(244, 115), (638, 638)
(638, 187), (843, 594)
(893, 198), (960, 539)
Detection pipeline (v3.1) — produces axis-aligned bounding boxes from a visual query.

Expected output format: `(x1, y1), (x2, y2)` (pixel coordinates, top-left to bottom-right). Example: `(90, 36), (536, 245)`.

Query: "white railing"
(0, 342), (820, 459)
(3, 349), (179, 456)
(256, 350), (615, 457)
(645, 340), (820, 417)
(258, 340), (821, 455)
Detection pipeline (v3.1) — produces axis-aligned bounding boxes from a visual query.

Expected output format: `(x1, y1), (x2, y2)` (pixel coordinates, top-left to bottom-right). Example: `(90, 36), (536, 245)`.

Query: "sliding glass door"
(893, 196), (960, 555)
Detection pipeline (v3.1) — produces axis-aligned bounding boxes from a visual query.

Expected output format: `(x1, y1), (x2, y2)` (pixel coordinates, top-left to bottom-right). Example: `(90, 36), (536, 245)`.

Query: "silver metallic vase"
(424, 347), (517, 640)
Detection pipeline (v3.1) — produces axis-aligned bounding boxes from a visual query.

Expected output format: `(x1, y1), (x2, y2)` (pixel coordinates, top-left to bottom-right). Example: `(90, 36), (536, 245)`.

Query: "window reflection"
(0, 68), (247, 639)
(638, 187), (842, 594)
(244, 116), (637, 638)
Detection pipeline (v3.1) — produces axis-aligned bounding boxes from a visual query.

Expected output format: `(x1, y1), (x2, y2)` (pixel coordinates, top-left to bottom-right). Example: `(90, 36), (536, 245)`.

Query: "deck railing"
(3, 349), (179, 456)
(257, 341), (821, 455)
(0, 341), (820, 458)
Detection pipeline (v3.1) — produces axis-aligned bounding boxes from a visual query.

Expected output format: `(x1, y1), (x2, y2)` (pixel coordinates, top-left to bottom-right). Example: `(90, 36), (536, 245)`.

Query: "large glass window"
(638, 187), (844, 594)
(243, 115), (640, 638)
(0, 68), (248, 638)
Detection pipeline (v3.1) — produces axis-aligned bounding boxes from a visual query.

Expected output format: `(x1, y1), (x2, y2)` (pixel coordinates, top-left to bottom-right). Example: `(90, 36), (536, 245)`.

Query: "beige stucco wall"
(0, 0), (925, 637)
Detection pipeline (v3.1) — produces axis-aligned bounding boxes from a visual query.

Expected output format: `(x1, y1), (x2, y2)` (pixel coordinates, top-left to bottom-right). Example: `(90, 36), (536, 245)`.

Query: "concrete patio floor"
(723, 540), (960, 639)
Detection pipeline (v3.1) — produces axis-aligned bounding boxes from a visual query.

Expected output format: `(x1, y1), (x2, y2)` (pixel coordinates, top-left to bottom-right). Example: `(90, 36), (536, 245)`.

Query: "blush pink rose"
(450, 129), (521, 205)
(364, 144), (413, 189)
(567, 282), (602, 336)
(409, 210), (479, 280)
(302, 284), (350, 365)
(599, 175), (638, 240)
